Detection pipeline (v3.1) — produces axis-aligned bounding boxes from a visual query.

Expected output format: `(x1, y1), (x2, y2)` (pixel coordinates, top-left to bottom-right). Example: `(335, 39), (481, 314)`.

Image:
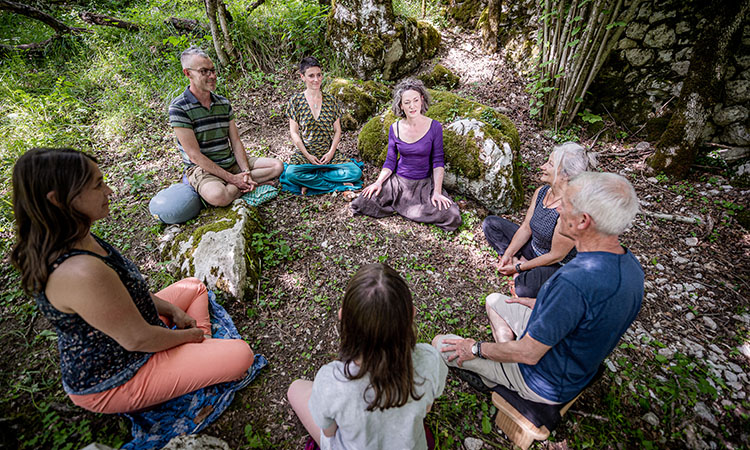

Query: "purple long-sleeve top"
(383, 119), (445, 180)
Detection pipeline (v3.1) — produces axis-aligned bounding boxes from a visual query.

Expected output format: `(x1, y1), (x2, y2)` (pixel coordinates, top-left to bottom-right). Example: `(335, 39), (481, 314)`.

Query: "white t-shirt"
(309, 343), (448, 450)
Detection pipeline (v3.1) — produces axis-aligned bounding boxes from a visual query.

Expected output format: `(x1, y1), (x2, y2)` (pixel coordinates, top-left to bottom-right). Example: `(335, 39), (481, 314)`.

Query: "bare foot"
(343, 182), (353, 187)
(343, 190), (358, 201)
(301, 187), (308, 196)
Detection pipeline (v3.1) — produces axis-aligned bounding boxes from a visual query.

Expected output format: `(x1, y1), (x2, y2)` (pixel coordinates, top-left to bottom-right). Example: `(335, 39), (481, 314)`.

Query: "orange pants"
(69, 278), (254, 413)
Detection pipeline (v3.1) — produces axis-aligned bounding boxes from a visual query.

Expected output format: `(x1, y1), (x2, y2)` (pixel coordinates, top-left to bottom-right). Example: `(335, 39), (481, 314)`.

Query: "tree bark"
(481, 0), (501, 53)
(648, 0), (750, 178)
(204, 0), (231, 66)
(79, 11), (139, 31)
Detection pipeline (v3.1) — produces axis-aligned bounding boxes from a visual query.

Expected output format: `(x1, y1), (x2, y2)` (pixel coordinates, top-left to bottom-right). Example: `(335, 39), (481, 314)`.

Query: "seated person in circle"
(283, 56), (363, 195)
(10, 148), (255, 414)
(482, 142), (596, 297)
(434, 172), (643, 406)
(351, 78), (462, 231)
(287, 263), (447, 450)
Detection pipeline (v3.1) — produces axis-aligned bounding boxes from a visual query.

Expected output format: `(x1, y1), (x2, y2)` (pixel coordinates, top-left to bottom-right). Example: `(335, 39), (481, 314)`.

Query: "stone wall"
(495, 0), (750, 149)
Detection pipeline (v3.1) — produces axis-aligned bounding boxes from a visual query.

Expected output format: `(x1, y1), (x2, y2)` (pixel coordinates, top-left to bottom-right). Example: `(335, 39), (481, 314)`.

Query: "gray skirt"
(351, 174), (462, 231)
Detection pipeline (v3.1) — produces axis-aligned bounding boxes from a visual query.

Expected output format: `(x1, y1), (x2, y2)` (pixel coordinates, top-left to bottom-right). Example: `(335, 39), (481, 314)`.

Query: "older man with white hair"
(434, 172), (644, 405)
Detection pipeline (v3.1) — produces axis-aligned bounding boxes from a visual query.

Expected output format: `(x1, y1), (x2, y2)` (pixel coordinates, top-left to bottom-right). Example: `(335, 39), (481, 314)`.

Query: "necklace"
(543, 190), (561, 209)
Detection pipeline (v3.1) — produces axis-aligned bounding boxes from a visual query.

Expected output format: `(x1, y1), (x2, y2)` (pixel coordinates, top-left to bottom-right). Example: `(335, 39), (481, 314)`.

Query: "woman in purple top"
(351, 79), (461, 231)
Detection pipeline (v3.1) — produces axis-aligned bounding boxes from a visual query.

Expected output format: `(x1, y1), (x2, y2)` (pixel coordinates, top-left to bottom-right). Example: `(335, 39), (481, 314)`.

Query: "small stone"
(647, 176), (659, 183)
(163, 435), (231, 450)
(728, 362), (743, 373)
(685, 237), (699, 246)
(694, 402), (719, 426)
(644, 24), (676, 48)
(674, 256), (689, 264)
(80, 444), (117, 450)
(655, 263), (665, 271)
(725, 371), (739, 383)
(671, 60), (690, 76)
(464, 437), (485, 450)
(624, 48), (654, 67)
(685, 311), (694, 322)
(708, 344), (722, 354)
(726, 80), (750, 104)
(626, 22), (649, 40)
(703, 316), (718, 330)
(636, 141), (650, 151)
(606, 359), (618, 373)
(642, 412), (660, 427)
(321, 240), (328, 248)
(714, 105), (749, 126)
(658, 347), (674, 360)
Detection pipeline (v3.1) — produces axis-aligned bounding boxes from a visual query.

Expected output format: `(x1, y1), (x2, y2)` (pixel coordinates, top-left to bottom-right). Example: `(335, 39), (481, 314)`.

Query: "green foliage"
(252, 229), (295, 268)
(579, 109), (603, 124)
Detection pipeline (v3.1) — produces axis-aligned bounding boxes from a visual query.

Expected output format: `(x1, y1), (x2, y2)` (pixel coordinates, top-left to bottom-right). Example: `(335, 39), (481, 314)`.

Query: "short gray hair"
(551, 141), (597, 184)
(391, 78), (431, 118)
(568, 172), (639, 236)
(180, 46), (210, 69)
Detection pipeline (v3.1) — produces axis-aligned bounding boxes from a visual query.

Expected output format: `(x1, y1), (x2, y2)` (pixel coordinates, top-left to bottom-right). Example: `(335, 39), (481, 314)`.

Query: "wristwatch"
(515, 262), (523, 273)
(471, 341), (485, 359)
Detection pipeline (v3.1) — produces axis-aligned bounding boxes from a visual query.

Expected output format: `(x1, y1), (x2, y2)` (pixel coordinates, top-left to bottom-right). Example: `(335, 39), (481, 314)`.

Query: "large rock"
(327, 0), (440, 81)
(357, 90), (523, 213)
(418, 64), (460, 89)
(160, 201), (262, 300)
(326, 78), (391, 131)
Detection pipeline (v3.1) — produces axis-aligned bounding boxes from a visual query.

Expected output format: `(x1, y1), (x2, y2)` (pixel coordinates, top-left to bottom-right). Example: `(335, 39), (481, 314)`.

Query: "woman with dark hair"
(282, 56), (363, 196)
(287, 263), (447, 449)
(10, 148), (254, 414)
(350, 78), (461, 231)
(482, 142), (597, 297)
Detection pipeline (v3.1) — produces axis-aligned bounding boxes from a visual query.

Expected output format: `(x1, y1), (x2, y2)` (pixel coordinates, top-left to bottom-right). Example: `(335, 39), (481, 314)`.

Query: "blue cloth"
(519, 249), (643, 403)
(121, 290), (268, 450)
(280, 160), (363, 195)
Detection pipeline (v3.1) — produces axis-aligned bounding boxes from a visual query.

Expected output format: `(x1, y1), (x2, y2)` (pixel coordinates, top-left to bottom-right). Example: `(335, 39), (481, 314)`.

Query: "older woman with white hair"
(482, 142), (596, 297)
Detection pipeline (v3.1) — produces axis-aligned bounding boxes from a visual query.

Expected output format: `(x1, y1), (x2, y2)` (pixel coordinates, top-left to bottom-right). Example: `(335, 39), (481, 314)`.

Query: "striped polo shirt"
(169, 86), (236, 169)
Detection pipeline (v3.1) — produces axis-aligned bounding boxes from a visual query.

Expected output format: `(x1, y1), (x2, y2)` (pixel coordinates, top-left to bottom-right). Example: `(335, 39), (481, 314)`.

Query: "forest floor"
(1, 29), (749, 450)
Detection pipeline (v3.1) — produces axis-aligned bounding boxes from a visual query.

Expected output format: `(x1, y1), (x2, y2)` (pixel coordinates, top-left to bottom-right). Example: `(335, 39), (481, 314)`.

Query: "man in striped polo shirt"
(169, 46), (283, 207)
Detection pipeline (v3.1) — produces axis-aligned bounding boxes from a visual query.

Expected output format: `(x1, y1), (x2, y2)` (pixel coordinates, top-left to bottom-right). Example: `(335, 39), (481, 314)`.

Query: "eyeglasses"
(187, 67), (217, 77)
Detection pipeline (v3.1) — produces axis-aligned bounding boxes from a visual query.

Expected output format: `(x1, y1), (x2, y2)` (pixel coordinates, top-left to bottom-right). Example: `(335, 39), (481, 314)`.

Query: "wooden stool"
(491, 389), (582, 450)
(490, 365), (604, 450)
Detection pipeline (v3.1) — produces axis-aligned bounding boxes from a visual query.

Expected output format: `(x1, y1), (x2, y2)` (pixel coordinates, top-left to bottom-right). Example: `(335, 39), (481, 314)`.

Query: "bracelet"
(476, 341), (485, 359)
(515, 262), (523, 273)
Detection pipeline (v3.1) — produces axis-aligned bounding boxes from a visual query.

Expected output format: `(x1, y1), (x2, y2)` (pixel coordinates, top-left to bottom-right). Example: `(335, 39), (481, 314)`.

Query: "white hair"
(568, 172), (639, 236)
(180, 46), (210, 69)
(551, 142), (597, 184)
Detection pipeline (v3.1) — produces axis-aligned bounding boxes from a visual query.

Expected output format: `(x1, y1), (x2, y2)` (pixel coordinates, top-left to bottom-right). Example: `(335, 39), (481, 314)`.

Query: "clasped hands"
(230, 171), (258, 192)
(304, 150), (335, 165)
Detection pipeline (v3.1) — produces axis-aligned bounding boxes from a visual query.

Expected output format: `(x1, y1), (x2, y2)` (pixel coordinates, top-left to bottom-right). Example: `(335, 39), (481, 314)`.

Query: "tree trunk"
(481, 0), (501, 53)
(647, 0), (750, 178)
(205, 0), (232, 66)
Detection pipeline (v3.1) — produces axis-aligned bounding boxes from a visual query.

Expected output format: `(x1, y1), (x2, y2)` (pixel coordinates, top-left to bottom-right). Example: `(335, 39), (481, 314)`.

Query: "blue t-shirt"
(519, 249), (644, 403)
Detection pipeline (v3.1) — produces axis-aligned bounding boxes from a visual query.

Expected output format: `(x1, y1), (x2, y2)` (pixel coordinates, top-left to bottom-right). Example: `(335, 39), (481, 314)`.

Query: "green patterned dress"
(285, 92), (347, 165)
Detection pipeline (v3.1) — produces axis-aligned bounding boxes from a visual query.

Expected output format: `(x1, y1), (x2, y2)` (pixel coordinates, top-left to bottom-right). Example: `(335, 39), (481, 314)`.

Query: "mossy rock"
(358, 90), (523, 213)
(447, 0), (487, 28)
(326, 78), (391, 131)
(418, 64), (460, 89)
(327, 0), (440, 81)
(161, 201), (263, 300)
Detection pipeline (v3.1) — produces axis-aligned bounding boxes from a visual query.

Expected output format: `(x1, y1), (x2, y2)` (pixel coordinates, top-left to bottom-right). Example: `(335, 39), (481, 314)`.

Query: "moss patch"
(447, 0), (486, 28)
(326, 78), (391, 130)
(418, 64), (460, 89)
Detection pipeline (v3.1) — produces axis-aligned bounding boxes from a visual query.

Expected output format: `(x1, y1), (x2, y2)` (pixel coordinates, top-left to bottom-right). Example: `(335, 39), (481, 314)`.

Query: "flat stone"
(716, 147), (750, 161)
(163, 435), (231, 450)
(703, 316), (718, 330)
(464, 437), (485, 450)
(642, 412), (660, 427)
(672, 60), (690, 76)
(694, 402), (719, 426)
(658, 347), (674, 360)
(726, 80), (750, 104)
(725, 371), (739, 383)
(626, 21), (649, 40)
(606, 359), (618, 373)
(644, 24), (676, 48)
(624, 48), (654, 67)
(636, 141), (651, 151)
(676, 21), (690, 34)
(618, 38), (637, 49)
(728, 362), (743, 373)
(674, 256), (689, 264)
(685, 237), (699, 246)
(656, 263), (665, 271)
(714, 105), (749, 126)
(721, 123), (750, 146)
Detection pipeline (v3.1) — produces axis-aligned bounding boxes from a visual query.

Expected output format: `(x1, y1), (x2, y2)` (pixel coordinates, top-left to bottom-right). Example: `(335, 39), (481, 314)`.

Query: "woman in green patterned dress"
(281, 57), (363, 195)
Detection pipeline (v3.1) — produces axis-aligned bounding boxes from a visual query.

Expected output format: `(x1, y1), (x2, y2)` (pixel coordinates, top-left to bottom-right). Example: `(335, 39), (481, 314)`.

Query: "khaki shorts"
(186, 158), (259, 193)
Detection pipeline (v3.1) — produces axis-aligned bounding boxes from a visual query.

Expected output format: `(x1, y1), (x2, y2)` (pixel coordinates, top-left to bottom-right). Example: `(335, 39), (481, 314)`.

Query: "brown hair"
(10, 148), (97, 295)
(391, 78), (431, 118)
(339, 263), (422, 411)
